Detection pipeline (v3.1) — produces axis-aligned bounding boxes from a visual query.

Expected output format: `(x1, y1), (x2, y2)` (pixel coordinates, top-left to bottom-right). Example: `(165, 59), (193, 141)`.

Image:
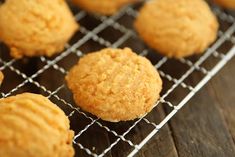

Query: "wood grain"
(209, 58), (235, 143)
(166, 58), (235, 157)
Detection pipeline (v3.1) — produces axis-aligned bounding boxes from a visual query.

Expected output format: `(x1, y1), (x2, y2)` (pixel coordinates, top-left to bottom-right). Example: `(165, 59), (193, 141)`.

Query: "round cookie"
(0, 71), (3, 85)
(0, 93), (74, 157)
(213, 0), (235, 9)
(72, 0), (137, 15)
(66, 48), (162, 122)
(135, 0), (219, 58)
(0, 0), (78, 58)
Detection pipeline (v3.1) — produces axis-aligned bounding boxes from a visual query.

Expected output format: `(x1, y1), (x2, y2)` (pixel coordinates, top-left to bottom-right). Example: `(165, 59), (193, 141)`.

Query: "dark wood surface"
(133, 59), (235, 157)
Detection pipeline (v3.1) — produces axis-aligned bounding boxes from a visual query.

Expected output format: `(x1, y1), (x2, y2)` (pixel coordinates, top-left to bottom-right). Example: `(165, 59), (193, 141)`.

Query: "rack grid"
(0, 2), (235, 157)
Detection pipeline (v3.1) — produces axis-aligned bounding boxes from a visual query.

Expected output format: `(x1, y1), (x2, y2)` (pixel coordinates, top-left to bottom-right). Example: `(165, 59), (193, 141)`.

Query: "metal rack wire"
(0, 2), (235, 157)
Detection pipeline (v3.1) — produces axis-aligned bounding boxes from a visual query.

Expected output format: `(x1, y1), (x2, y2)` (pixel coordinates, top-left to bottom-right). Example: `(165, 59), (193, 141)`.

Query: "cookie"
(72, 0), (137, 15)
(66, 48), (162, 122)
(135, 0), (219, 58)
(0, 93), (74, 157)
(213, 0), (235, 9)
(0, 0), (78, 58)
(0, 71), (3, 85)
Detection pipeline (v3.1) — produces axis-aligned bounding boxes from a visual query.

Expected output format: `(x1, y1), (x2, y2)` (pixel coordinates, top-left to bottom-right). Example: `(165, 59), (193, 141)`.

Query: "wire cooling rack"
(0, 2), (235, 157)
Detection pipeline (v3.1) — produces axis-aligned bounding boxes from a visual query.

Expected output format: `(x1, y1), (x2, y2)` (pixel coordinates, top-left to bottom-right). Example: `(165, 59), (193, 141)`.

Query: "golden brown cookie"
(0, 71), (3, 85)
(135, 0), (219, 58)
(0, 93), (74, 157)
(0, 0), (78, 58)
(66, 48), (162, 122)
(213, 0), (235, 9)
(72, 0), (137, 15)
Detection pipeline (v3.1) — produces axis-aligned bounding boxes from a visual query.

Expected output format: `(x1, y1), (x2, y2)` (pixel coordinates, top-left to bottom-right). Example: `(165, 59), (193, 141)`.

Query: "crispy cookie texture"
(0, 93), (74, 157)
(66, 48), (162, 122)
(135, 0), (219, 58)
(0, 0), (78, 58)
(72, 0), (137, 15)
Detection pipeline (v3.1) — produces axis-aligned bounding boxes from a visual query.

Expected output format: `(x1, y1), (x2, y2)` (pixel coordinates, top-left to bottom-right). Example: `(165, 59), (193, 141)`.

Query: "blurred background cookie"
(72, 0), (137, 15)
(66, 47), (162, 122)
(0, 93), (74, 157)
(0, 0), (78, 58)
(135, 0), (219, 58)
(213, 0), (235, 9)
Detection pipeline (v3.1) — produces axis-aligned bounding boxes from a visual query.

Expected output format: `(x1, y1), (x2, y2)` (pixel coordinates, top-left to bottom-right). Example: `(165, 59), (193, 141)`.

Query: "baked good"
(213, 0), (235, 9)
(72, 0), (137, 15)
(135, 0), (219, 58)
(66, 48), (162, 122)
(0, 93), (74, 157)
(0, 0), (78, 58)
(0, 71), (3, 85)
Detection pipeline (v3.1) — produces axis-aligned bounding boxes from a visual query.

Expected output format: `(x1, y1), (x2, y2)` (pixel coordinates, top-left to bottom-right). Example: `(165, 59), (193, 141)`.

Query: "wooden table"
(134, 57), (235, 157)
